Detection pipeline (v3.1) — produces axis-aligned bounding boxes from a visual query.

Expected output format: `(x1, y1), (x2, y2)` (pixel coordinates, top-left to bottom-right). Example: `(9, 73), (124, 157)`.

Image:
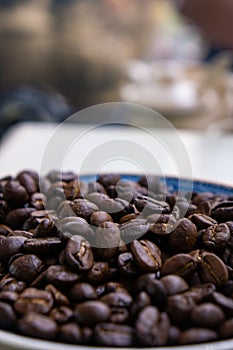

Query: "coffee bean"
(9, 254), (44, 283)
(70, 199), (98, 220)
(179, 328), (218, 344)
(23, 237), (63, 256)
(6, 208), (36, 229)
(0, 301), (17, 330)
(134, 195), (170, 216)
(190, 213), (217, 230)
(57, 217), (94, 241)
(166, 294), (195, 327)
(95, 323), (133, 347)
(46, 265), (82, 288)
(219, 318), (233, 338)
(136, 306), (170, 346)
(202, 223), (230, 250)
(65, 235), (94, 272)
(18, 172), (37, 195)
(0, 235), (26, 259)
(130, 291), (151, 318)
(212, 201), (233, 223)
(75, 301), (111, 326)
(90, 211), (113, 226)
(168, 218), (198, 252)
(145, 279), (167, 308)
(183, 283), (216, 304)
(198, 251), (228, 285)
(86, 262), (109, 285)
(97, 174), (121, 188)
(131, 240), (162, 272)
(33, 218), (57, 238)
(160, 275), (189, 295)
(69, 282), (97, 302)
(190, 302), (224, 328)
(210, 292), (233, 317)
(109, 307), (130, 324)
(149, 214), (177, 235)
(18, 312), (58, 340)
(64, 180), (88, 200)
(59, 322), (82, 343)
(161, 254), (197, 281)
(3, 181), (29, 208)
(100, 291), (133, 308)
(49, 306), (73, 324)
(15, 288), (53, 314)
(0, 224), (12, 236)
(120, 219), (149, 241)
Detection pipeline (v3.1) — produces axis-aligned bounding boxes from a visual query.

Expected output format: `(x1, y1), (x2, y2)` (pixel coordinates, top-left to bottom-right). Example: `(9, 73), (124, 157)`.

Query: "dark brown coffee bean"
(45, 284), (69, 306)
(100, 291), (133, 308)
(18, 312), (58, 340)
(130, 291), (151, 318)
(86, 262), (109, 285)
(0, 224), (12, 236)
(183, 283), (216, 304)
(136, 306), (170, 346)
(9, 254), (44, 283)
(179, 328), (218, 344)
(160, 275), (189, 295)
(88, 181), (107, 194)
(109, 307), (130, 324)
(219, 318), (233, 338)
(93, 222), (120, 254)
(118, 252), (140, 277)
(70, 199), (98, 220)
(59, 322), (82, 343)
(131, 240), (162, 272)
(210, 292), (233, 317)
(167, 326), (181, 345)
(6, 208), (36, 229)
(119, 213), (139, 224)
(15, 288), (53, 314)
(3, 181), (29, 207)
(134, 195), (170, 215)
(149, 214), (177, 235)
(30, 192), (46, 210)
(168, 218), (198, 252)
(18, 172), (37, 195)
(212, 201), (233, 223)
(69, 282), (97, 302)
(161, 253), (197, 281)
(0, 200), (10, 223)
(95, 323), (133, 347)
(9, 230), (33, 239)
(0, 290), (19, 305)
(33, 218), (57, 238)
(145, 279), (167, 308)
(0, 235), (26, 259)
(190, 302), (224, 328)
(202, 223), (230, 250)
(0, 301), (17, 330)
(65, 235), (94, 272)
(190, 213), (217, 230)
(47, 170), (76, 183)
(120, 219), (149, 241)
(46, 265), (82, 288)
(75, 301), (111, 326)
(90, 211), (113, 226)
(57, 217), (94, 241)
(166, 294), (195, 327)
(2, 279), (26, 293)
(23, 237), (63, 256)
(134, 273), (157, 293)
(198, 251), (228, 285)
(64, 180), (88, 200)
(49, 306), (73, 324)
(97, 174), (121, 188)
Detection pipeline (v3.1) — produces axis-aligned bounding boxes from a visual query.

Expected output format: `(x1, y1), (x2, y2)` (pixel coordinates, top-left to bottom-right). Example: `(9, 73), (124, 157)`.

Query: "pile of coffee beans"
(0, 170), (233, 346)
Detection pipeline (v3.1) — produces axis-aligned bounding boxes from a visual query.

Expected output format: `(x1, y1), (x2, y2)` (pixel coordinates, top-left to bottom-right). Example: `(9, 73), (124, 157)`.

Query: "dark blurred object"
(0, 84), (74, 136)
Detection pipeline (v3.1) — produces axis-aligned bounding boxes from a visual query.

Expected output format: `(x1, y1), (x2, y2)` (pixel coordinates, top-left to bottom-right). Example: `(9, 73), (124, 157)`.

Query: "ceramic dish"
(0, 175), (233, 350)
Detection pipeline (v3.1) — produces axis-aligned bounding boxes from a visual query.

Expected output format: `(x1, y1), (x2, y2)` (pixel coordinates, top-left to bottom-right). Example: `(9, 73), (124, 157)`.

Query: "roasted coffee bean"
(190, 302), (224, 328)
(45, 284), (69, 306)
(120, 219), (149, 241)
(134, 195), (170, 215)
(69, 282), (97, 302)
(136, 306), (170, 346)
(86, 262), (109, 285)
(134, 273), (157, 293)
(49, 306), (73, 324)
(183, 283), (216, 304)
(131, 240), (162, 272)
(90, 211), (113, 226)
(167, 326), (181, 345)
(0, 235), (26, 259)
(130, 291), (151, 318)
(0, 290), (18, 304)
(109, 307), (130, 324)
(23, 237), (63, 255)
(118, 252), (140, 277)
(202, 223), (230, 250)
(198, 251), (228, 285)
(219, 318), (233, 338)
(166, 294), (195, 327)
(57, 217), (94, 241)
(119, 213), (139, 224)
(15, 288), (53, 314)
(9, 230), (33, 239)
(2, 279), (26, 293)
(100, 291), (133, 308)
(46, 265), (82, 288)
(95, 323), (133, 347)
(149, 214), (177, 235)
(179, 328), (218, 344)
(17, 172), (37, 195)
(3, 181), (29, 207)
(97, 174), (121, 188)
(0, 200), (10, 222)
(145, 279), (167, 308)
(64, 180), (88, 200)
(6, 208), (36, 229)
(46, 170), (76, 183)
(75, 301), (111, 326)
(0, 224), (12, 236)
(65, 235), (94, 272)
(93, 221), (120, 250)
(18, 312), (57, 340)
(210, 292), (233, 317)
(69, 199), (98, 220)
(33, 218), (57, 238)
(212, 201), (233, 223)
(9, 254), (44, 283)
(190, 213), (217, 230)
(0, 301), (17, 330)
(30, 193), (46, 210)
(161, 254), (197, 281)
(160, 275), (189, 295)
(88, 181), (107, 194)
(168, 218), (198, 252)
(59, 322), (82, 343)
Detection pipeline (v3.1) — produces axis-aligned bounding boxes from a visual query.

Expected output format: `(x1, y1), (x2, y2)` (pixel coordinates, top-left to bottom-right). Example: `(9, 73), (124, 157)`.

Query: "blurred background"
(0, 0), (233, 135)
